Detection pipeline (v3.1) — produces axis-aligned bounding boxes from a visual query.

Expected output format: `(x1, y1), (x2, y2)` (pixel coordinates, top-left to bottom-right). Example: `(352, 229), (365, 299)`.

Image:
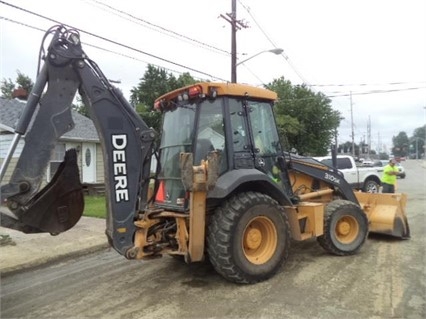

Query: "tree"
(378, 152), (389, 160)
(391, 131), (410, 157)
(72, 95), (90, 117)
(338, 141), (360, 156)
(266, 77), (341, 156)
(0, 78), (14, 99)
(409, 125), (426, 158)
(1, 70), (34, 100)
(130, 64), (196, 132)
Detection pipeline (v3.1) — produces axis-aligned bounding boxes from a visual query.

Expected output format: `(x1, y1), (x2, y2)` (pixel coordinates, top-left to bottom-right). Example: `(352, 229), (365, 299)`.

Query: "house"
(0, 97), (105, 194)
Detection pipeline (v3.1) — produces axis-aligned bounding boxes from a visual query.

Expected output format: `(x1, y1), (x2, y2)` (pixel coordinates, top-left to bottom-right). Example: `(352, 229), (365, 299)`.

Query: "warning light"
(188, 85), (202, 98)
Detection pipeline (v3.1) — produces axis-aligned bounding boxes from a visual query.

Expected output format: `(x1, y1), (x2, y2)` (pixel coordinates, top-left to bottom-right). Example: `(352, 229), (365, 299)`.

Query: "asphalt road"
(1, 160), (425, 319)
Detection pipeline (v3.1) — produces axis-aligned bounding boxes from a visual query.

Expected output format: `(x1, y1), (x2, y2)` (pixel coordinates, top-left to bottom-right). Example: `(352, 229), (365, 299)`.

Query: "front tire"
(207, 192), (290, 284)
(363, 179), (380, 193)
(317, 200), (368, 256)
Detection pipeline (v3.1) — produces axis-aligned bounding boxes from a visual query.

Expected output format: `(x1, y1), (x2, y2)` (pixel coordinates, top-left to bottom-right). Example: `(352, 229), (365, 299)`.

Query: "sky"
(1, 0), (425, 154)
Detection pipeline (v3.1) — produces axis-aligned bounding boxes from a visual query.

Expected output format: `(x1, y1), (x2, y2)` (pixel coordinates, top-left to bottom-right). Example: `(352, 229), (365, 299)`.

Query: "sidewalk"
(0, 216), (108, 275)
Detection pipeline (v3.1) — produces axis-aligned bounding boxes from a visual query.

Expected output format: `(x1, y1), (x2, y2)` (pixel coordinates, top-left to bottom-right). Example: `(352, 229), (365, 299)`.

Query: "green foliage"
(266, 77), (341, 156)
(130, 65), (171, 107)
(338, 141), (359, 155)
(0, 70), (34, 100)
(129, 64), (196, 133)
(83, 196), (106, 218)
(134, 104), (161, 131)
(16, 71), (34, 93)
(0, 234), (16, 246)
(392, 131), (410, 157)
(378, 152), (389, 160)
(0, 78), (15, 99)
(340, 125), (425, 159)
(409, 125), (425, 158)
(72, 103), (90, 117)
(71, 95), (90, 117)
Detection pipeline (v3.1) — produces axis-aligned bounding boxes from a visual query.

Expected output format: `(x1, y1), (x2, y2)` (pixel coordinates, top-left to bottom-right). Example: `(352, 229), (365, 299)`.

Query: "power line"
(275, 85), (426, 101)
(0, 16), (45, 32)
(85, 0), (231, 56)
(310, 81), (426, 87)
(0, 1), (228, 81)
(238, 0), (309, 84)
(326, 86), (426, 97)
(0, 16), (208, 82)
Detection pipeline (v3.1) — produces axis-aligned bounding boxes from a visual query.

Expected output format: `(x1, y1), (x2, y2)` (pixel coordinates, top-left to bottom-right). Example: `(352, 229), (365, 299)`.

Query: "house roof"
(0, 97), (99, 142)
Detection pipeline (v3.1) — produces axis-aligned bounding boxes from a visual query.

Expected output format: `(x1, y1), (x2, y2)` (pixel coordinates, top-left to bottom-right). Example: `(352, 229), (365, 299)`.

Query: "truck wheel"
(363, 179), (380, 193)
(207, 192), (290, 284)
(317, 199), (368, 256)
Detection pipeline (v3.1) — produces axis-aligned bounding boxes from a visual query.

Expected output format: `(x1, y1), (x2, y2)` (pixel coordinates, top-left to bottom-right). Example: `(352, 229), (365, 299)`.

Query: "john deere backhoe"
(0, 25), (410, 284)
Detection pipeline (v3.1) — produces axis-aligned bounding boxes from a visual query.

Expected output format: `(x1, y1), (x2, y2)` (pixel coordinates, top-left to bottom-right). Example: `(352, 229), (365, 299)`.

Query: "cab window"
(248, 102), (281, 155)
(195, 99), (225, 167)
(229, 99), (248, 152)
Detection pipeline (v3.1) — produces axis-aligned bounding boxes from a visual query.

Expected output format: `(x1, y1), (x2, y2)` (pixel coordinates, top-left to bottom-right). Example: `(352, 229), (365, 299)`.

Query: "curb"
(0, 242), (109, 277)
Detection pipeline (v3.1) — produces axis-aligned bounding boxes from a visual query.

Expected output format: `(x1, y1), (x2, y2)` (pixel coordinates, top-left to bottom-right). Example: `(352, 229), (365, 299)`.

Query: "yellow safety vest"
(381, 164), (398, 185)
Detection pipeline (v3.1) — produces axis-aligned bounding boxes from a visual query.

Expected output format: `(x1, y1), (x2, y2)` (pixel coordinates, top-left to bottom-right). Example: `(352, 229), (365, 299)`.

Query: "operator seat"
(194, 138), (214, 165)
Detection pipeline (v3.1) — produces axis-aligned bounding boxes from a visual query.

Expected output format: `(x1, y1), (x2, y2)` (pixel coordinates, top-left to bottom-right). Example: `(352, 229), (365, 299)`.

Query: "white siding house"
(0, 97), (104, 191)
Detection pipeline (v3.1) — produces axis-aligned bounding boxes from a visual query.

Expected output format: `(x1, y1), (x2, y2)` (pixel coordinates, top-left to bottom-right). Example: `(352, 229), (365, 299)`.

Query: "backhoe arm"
(0, 25), (156, 255)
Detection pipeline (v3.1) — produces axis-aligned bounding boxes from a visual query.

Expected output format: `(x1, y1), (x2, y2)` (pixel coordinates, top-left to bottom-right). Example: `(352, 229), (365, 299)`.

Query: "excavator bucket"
(355, 192), (410, 239)
(1, 149), (84, 234)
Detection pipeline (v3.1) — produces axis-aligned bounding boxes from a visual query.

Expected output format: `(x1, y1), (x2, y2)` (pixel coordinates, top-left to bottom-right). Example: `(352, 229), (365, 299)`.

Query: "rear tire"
(317, 200), (368, 256)
(207, 192), (290, 284)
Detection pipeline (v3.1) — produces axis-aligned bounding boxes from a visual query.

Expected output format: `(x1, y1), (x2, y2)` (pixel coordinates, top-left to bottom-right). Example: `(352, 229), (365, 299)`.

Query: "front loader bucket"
(355, 192), (410, 239)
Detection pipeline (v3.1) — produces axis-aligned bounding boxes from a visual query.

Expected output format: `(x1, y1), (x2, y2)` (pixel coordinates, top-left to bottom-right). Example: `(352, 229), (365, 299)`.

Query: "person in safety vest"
(381, 158), (400, 193)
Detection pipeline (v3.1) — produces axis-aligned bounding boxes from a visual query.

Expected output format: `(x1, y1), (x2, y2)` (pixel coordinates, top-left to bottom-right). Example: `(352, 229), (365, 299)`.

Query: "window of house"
(48, 143), (66, 181)
(85, 147), (91, 167)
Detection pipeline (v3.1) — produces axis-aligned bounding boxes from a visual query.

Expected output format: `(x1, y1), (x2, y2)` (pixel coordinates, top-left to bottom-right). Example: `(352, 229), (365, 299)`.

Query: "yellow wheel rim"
(334, 215), (359, 243)
(243, 216), (278, 265)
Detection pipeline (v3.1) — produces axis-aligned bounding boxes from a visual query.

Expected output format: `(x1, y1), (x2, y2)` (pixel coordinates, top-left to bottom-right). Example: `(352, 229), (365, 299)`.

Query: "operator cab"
(153, 82), (286, 211)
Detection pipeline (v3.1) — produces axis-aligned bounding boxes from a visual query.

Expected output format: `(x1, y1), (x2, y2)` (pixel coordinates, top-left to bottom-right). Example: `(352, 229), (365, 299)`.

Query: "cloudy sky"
(1, 0), (425, 154)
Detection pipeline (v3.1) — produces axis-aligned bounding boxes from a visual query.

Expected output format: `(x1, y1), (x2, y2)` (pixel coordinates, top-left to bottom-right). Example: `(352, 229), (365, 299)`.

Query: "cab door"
(247, 101), (283, 182)
(228, 99), (253, 169)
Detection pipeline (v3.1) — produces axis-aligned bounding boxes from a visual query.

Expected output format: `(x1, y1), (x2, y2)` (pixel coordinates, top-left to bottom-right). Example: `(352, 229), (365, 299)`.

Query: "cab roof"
(154, 82), (278, 103)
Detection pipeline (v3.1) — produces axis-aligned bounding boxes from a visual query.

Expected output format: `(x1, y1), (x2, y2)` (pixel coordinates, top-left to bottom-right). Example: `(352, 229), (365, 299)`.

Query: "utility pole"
(377, 132), (381, 154)
(367, 116), (371, 158)
(220, 0), (248, 83)
(415, 137), (419, 159)
(334, 128), (338, 150)
(350, 91), (355, 157)
(424, 106), (426, 159)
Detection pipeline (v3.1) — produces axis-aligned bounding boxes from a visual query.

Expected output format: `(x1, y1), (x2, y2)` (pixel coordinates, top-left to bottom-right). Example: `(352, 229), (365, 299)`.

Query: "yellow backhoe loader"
(0, 25), (410, 284)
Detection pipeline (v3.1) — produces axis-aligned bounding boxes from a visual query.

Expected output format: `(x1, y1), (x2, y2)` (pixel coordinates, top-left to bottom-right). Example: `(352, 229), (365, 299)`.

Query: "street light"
(231, 48), (284, 82)
(236, 48), (284, 66)
(424, 106), (426, 159)
(411, 136), (424, 160)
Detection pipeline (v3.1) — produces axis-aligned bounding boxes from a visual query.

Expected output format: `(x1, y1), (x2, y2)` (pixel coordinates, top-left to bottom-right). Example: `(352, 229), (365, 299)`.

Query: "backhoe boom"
(0, 25), (156, 256)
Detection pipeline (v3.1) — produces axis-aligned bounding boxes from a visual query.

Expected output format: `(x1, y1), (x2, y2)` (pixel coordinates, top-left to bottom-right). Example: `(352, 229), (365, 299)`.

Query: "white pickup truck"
(314, 155), (383, 193)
